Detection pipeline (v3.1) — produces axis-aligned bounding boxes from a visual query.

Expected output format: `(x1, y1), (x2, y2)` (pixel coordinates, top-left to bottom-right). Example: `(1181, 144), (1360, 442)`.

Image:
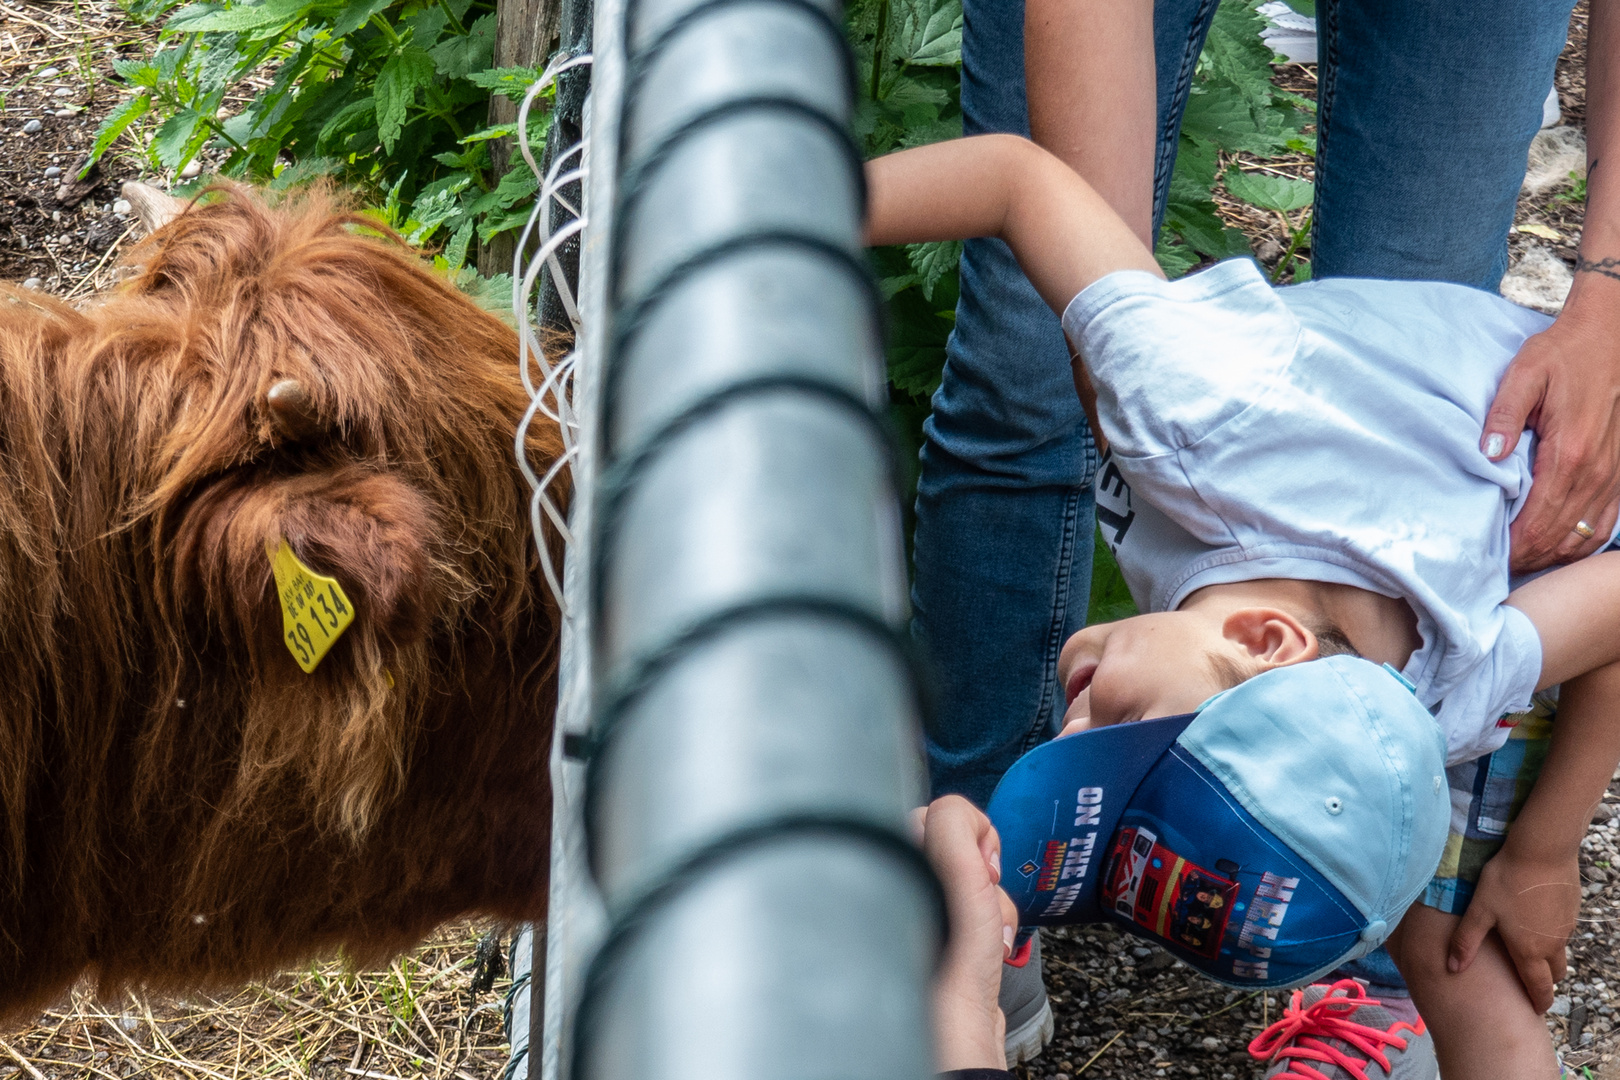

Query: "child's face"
(1055, 610), (1235, 734)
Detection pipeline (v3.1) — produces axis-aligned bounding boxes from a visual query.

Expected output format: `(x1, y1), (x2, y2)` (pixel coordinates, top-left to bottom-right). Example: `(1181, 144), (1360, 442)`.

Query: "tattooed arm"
(1483, 0), (1620, 572)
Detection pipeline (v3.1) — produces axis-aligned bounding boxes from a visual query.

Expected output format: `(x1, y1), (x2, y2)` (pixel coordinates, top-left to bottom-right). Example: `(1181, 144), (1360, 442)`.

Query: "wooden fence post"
(478, 0), (563, 278)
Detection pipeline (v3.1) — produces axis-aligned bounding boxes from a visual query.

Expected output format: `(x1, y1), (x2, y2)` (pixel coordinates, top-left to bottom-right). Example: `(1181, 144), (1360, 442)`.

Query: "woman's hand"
(1483, 305), (1620, 573)
(915, 795), (1021, 1072)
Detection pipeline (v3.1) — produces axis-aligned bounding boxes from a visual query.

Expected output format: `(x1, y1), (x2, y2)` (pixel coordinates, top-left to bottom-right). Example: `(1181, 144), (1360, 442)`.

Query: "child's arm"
(865, 135), (1164, 317)
(1448, 553), (1620, 1004)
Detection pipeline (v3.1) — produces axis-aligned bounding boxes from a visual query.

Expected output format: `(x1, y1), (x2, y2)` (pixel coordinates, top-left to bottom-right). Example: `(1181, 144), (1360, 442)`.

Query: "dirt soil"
(2, 0), (157, 296)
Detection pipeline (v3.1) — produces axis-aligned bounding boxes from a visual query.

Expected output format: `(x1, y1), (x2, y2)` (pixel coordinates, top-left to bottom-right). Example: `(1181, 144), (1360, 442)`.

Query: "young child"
(865, 134), (1620, 1079)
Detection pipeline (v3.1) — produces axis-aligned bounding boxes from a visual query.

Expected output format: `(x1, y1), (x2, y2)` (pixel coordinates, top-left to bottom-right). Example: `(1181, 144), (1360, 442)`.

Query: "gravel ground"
(1, 0), (157, 295)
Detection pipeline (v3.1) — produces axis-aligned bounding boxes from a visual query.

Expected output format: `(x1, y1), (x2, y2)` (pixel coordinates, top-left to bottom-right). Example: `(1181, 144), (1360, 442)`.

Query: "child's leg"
(1386, 904), (1559, 1079)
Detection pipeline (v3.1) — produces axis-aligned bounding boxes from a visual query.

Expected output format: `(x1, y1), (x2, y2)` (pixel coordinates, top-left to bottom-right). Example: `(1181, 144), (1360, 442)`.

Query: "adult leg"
(919, 0), (1223, 808)
(913, 0), (1090, 807)
(1314, 0), (1579, 288)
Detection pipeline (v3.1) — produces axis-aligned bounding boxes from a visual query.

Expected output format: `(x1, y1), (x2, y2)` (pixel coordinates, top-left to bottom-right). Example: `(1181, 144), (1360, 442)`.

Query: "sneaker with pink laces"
(1249, 979), (1438, 1080)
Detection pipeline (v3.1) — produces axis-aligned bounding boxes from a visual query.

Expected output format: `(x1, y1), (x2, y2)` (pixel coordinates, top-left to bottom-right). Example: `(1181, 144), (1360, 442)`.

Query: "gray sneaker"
(999, 931), (1054, 1065)
(1252, 980), (1438, 1079)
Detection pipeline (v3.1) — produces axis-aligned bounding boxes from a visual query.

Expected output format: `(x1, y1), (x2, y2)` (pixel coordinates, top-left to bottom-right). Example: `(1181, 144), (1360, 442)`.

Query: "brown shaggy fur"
(0, 184), (564, 1021)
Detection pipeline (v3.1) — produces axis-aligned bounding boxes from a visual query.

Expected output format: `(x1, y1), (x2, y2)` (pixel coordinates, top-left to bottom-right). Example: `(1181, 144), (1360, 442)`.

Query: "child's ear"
(1220, 608), (1317, 668)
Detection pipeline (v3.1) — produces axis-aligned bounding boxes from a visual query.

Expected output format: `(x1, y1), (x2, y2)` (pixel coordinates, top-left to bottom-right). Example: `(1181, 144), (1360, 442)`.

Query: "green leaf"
(882, 72), (948, 109)
(1223, 168), (1313, 212)
(468, 163), (538, 216)
(169, 0), (311, 32)
(1087, 529), (1138, 624)
(456, 268), (512, 312)
(332, 0), (396, 36)
(444, 216), (476, 269)
(878, 273), (922, 300)
(318, 96), (378, 144)
(151, 108), (204, 169)
(374, 45), (436, 151)
(1154, 236), (1200, 279)
(898, 110), (961, 147)
(87, 93), (151, 167)
(406, 172), (472, 236)
(905, 239), (960, 301)
(887, 345), (947, 399)
(403, 0), (448, 42)
(112, 57), (163, 88)
(466, 65), (549, 101)
(428, 13), (495, 78)
(908, 0), (962, 66)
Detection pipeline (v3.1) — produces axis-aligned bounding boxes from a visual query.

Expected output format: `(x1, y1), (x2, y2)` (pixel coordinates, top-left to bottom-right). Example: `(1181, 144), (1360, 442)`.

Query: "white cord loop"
(512, 53), (594, 620)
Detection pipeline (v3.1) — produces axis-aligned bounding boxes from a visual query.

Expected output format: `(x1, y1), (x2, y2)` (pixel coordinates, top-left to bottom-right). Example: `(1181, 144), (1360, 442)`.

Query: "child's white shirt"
(1062, 257), (1602, 766)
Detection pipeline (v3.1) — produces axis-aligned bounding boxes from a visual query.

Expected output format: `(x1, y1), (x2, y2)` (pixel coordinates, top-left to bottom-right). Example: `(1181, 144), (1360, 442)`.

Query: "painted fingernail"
(1484, 433), (1506, 459)
(1003, 925), (1016, 958)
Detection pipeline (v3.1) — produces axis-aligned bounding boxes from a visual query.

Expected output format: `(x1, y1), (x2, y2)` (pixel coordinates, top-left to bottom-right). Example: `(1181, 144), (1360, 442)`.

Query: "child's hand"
(1448, 845), (1582, 1012)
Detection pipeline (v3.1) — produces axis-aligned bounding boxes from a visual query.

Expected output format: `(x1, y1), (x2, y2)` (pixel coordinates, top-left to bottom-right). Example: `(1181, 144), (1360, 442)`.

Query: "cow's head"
(95, 183), (564, 838)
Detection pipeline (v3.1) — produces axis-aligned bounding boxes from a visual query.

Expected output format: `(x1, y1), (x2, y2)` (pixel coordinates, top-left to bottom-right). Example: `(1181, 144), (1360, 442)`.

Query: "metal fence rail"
(540, 0), (945, 1075)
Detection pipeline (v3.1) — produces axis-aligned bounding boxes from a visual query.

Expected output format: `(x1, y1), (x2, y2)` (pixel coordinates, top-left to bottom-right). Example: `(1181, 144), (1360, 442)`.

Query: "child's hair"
(1207, 621), (1360, 691)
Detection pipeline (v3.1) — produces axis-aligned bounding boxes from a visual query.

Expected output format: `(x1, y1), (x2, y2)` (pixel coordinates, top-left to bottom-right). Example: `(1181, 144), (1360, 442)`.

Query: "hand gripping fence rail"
(506, 0), (950, 1074)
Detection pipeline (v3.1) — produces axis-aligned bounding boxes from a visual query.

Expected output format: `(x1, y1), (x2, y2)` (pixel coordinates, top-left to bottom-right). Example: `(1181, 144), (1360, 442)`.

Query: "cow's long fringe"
(0, 184), (565, 1021)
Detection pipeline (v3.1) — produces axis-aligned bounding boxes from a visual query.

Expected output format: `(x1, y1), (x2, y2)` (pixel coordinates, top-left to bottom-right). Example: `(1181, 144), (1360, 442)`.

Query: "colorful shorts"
(1419, 692), (1557, 915)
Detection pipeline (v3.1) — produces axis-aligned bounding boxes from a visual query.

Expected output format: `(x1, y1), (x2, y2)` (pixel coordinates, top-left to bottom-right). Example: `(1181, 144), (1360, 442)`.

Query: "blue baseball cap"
(987, 656), (1449, 988)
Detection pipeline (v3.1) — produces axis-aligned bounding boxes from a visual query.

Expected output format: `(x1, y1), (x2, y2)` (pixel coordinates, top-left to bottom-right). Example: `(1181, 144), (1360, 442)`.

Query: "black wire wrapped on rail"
(573, 0), (944, 1074)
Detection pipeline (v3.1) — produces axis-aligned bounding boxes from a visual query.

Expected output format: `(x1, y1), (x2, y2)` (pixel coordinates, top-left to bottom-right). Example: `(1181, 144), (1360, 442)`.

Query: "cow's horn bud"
(266, 379), (323, 442)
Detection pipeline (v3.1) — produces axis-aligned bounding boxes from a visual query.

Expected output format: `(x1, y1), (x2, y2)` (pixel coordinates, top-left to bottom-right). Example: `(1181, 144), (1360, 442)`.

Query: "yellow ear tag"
(268, 540), (355, 673)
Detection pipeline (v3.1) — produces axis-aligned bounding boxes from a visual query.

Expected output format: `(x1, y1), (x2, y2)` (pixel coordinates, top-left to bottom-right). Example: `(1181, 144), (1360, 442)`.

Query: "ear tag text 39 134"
(268, 540), (355, 673)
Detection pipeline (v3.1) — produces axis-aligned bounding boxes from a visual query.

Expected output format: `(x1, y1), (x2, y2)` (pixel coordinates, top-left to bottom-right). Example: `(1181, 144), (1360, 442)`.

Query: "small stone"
(113, 199), (132, 216)
(1140, 949), (1176, 973)
(53, 87), (72, 98)
(1594, 802), (1617, 824)
(54, 109), (75, 118)
(22, 278), (42, 290)
(179, 159), (203, 179)
(1202, 1037), (1223, 1052)
(38, 66), (60, 78)
(22, 119), (42, 134)
(1051, 1074), (1071, 1080)
(1551, 995), (1572, 1016)
(44, 166), (61, 179)
(1132, 946), (1153, 958)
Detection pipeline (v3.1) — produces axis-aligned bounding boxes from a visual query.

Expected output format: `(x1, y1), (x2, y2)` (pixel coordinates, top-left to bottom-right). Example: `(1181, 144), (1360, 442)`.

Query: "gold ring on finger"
(1574, 520), (1597, 540)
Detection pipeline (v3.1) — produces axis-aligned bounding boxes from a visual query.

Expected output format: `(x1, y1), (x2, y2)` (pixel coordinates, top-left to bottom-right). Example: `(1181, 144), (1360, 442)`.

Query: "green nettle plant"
(90, 0), (554, 273)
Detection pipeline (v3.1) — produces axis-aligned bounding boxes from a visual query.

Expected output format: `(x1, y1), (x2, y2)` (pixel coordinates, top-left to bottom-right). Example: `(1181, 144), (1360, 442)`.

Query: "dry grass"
(0, 921), (523, 1080)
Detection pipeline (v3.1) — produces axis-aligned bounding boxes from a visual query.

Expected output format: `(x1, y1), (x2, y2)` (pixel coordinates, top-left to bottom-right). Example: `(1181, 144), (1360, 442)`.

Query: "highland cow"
(0, 183), (564, 1021)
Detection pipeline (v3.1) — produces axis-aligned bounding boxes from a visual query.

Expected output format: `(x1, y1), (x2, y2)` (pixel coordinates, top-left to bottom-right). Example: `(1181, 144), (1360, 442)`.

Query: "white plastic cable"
(511, 53), (595, 619)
